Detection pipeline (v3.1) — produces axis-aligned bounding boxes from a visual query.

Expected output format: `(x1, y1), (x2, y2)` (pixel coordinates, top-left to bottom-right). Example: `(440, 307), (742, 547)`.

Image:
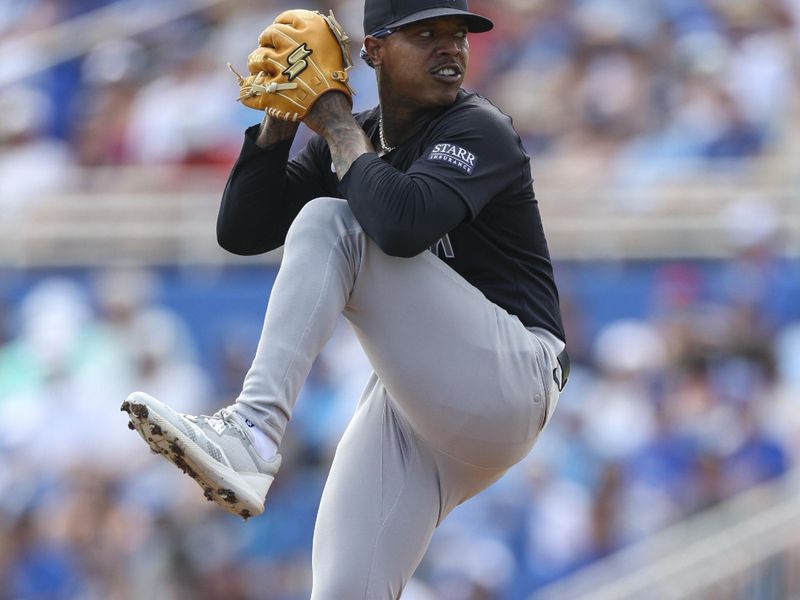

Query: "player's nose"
(435, 38), (464, 57)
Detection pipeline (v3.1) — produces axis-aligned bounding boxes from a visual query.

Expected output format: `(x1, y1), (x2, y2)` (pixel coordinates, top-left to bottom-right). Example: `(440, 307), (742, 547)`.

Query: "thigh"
(344, 245), (550, 469)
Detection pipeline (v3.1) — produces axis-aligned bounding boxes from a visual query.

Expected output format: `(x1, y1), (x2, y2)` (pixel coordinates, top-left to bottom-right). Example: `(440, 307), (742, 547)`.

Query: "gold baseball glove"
(228, 9), (355, 121)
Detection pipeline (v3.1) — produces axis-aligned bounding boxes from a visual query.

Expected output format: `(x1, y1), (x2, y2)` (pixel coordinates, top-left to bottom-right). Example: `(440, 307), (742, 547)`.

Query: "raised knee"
(284, 197), (363, 254)
(292, 197), (358, 233)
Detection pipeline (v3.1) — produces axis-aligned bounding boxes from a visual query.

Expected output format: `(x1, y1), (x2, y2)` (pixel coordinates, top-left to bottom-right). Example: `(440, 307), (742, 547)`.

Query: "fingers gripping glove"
(228, 9), (355, 121)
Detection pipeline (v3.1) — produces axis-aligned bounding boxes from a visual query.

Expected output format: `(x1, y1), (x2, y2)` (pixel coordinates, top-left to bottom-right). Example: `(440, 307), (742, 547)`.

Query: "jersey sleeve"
(409, 105), (528, 221)
(217, 125), (339, 255)
(339, 103), (528, 257)
(340, 154), (470, 257)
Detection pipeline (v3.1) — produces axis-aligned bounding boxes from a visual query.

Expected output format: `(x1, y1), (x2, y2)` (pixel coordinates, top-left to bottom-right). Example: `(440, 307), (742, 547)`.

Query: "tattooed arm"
(221, 92), (467, 258)
(305, 93), (470, 258)
(304, 93), (376, 179)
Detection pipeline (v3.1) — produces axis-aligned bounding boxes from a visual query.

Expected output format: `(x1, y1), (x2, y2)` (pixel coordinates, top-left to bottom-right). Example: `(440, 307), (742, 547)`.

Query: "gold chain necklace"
(378, 116), (396, 156)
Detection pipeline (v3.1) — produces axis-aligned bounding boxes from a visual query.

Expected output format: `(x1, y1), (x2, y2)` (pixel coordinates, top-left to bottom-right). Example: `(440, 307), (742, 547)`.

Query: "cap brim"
(386, 8), (494, 33)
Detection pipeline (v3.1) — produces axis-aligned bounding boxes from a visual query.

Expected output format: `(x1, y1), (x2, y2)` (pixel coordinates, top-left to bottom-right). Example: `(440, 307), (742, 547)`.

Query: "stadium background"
(1, 0), (799, 598)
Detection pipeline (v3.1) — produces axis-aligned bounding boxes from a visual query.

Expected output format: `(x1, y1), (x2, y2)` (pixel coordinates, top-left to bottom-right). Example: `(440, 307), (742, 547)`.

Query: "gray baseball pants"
(234, 197), (564, 599)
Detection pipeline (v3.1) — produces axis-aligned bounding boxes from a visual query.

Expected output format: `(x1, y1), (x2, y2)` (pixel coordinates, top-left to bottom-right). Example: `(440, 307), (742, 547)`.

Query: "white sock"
(234, 410), (278, 461)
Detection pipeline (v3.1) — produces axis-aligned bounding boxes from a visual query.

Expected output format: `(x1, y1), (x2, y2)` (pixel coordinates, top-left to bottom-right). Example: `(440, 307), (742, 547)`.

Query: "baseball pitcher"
(122, 1), (568, 597)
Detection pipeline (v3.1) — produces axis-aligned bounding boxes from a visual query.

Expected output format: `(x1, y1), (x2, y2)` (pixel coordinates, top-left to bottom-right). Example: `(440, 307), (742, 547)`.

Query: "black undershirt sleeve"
(217, 126), (332, 255)
(340, 153), (470, 258)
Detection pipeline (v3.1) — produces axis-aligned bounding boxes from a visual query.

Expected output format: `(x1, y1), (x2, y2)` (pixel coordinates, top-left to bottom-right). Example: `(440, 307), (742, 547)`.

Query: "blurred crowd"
(1, 0), (800, 598)
(0, 0), (799, 210)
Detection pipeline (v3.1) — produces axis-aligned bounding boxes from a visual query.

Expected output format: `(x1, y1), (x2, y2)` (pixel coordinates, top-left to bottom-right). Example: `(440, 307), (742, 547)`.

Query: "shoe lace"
(192, 406), (246, 438)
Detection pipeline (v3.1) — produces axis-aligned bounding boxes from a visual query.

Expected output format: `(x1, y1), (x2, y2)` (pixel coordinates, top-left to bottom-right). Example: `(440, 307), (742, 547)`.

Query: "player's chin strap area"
(554, 349), (570, 392)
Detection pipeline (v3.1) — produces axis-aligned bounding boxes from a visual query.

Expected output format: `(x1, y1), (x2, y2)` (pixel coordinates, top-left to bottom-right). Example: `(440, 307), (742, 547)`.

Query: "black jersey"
(217, 90), (564, 341)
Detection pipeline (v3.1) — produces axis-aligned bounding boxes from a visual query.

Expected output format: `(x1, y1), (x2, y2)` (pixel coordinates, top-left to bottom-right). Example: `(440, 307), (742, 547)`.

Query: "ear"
(363, 36), (384, 68)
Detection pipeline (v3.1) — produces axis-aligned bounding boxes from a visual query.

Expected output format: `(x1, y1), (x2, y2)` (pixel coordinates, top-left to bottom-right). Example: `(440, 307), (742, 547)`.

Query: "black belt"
(553, 349), (570, 392)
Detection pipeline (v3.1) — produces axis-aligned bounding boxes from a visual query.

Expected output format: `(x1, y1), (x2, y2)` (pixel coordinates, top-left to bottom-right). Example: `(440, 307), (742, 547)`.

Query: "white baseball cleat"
(121, 391), (280, 520)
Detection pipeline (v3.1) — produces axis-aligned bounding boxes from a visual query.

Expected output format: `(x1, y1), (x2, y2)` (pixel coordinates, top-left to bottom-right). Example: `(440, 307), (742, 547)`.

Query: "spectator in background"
(0, 87), (73, 214)
(1, 0), (795, 188)
(123, 45), (242, 168)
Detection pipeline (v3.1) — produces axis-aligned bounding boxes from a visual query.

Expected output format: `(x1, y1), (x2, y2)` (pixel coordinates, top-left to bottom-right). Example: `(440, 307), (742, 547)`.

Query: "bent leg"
(344, 243), (553, 469)
(231, 197), (558, 595)
(235, 197), (557, 467)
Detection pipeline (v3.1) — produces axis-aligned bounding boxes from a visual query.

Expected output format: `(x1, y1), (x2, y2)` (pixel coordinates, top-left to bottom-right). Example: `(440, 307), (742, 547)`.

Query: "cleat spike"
(121, 392), (276, 519)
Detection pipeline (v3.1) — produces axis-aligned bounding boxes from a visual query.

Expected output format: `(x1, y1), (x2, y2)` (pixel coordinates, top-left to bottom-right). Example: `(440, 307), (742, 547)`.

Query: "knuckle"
(248, 50), (280, 76)
(257, 26), (274, 47)
(247, 48), (267, 71)
(273, 10), (294, 24)
(274, 9), (313, 26)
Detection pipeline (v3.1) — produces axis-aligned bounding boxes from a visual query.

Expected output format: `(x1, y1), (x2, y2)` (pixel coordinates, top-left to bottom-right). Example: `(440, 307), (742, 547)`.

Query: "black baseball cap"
(363, 0), (494, 37)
